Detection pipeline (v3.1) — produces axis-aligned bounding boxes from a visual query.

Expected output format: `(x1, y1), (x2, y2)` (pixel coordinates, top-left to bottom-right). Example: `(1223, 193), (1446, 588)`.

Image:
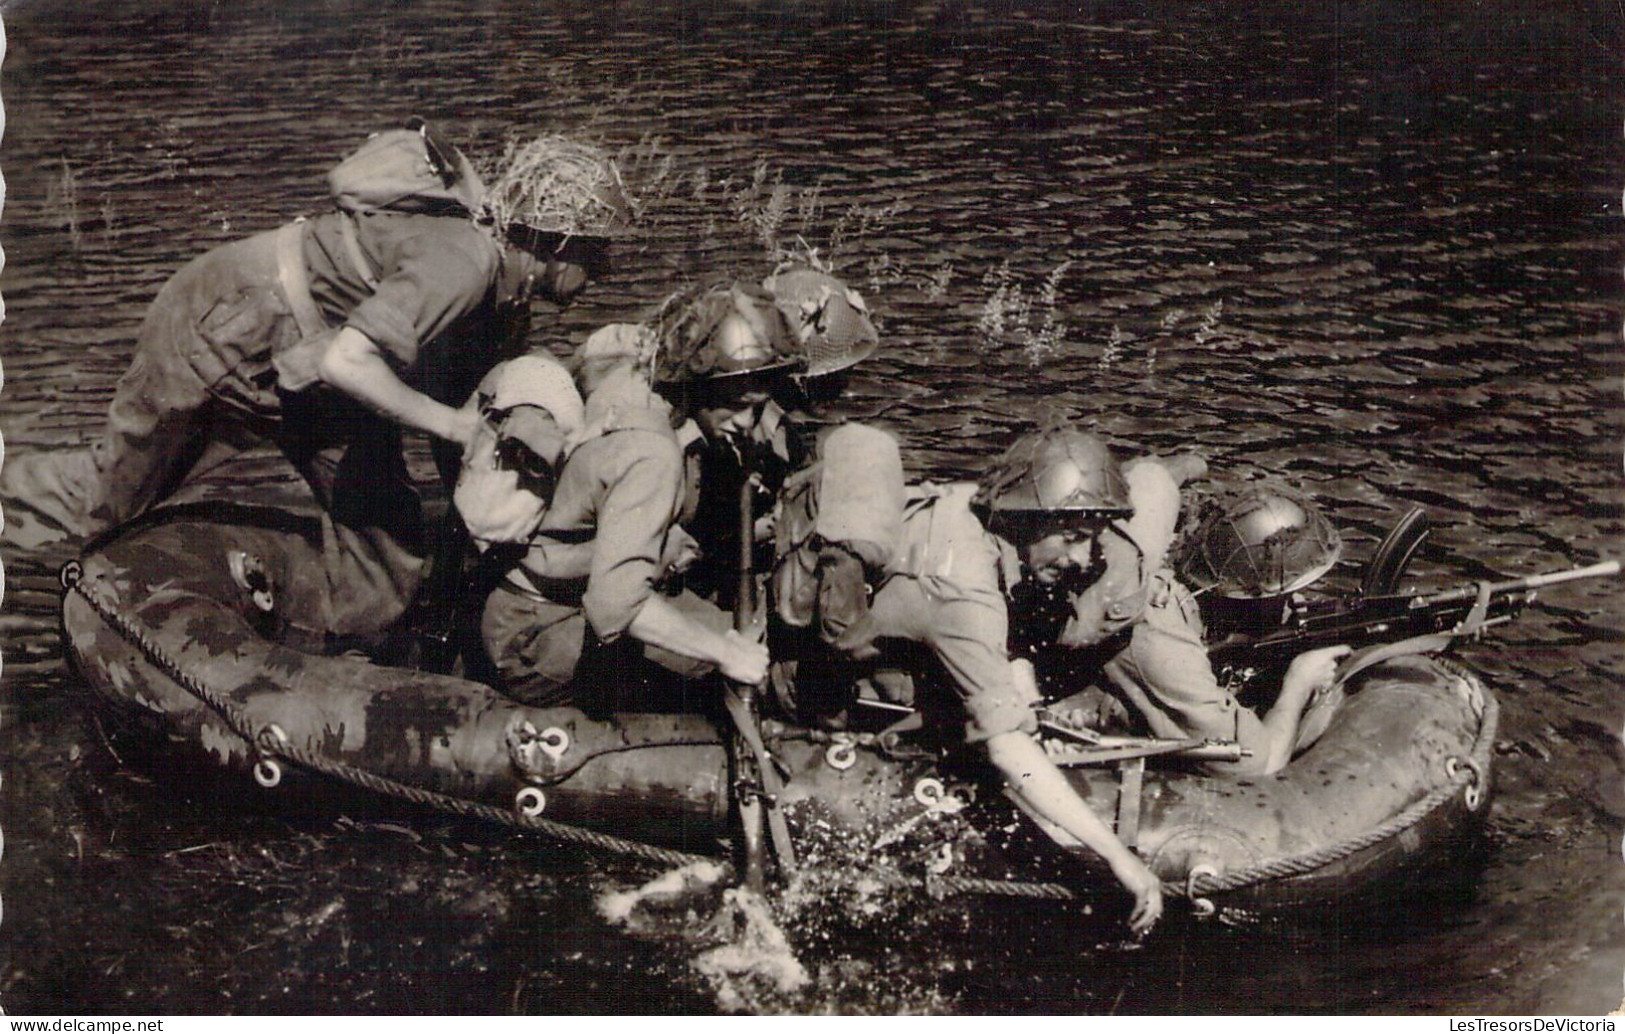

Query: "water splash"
(692, 887), (811, 1011)
(595, 859), (729, 926)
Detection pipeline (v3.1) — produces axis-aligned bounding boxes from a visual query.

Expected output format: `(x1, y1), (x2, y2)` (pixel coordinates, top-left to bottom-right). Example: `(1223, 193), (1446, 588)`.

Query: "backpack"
(327, 116), (485, 218)
(773, 423), (905, 656)
(453, 355), (584, 548)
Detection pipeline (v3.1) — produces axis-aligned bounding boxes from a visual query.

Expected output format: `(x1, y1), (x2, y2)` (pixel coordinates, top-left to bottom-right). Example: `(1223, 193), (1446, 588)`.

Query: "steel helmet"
(481, 134), (637, 241)
(761, 264), (879, 377)
(1179, 485), (1343, 598)
(650, 278), (804, 387)
(971, 428), (1133, 540)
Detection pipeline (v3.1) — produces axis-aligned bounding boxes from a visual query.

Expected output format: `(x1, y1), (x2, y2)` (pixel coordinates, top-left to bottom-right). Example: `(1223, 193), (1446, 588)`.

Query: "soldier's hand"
(1283, 644), (1353, 700)
(719, 630), (771, 687)
(1111, 853), (1164, 937)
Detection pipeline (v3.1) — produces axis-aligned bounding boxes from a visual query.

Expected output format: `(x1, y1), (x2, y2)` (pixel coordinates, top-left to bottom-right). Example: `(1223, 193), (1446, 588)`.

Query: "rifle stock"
(415, 508), (470, 674)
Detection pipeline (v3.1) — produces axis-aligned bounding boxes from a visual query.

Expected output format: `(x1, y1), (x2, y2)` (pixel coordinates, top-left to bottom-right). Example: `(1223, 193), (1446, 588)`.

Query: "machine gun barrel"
(1212, 559), (1620, 669)
(1412, 559), (1620, 608)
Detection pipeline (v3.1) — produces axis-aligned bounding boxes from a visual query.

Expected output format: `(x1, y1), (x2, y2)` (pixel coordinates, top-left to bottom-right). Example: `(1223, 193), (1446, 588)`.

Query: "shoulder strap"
(270, 219), (334, 393)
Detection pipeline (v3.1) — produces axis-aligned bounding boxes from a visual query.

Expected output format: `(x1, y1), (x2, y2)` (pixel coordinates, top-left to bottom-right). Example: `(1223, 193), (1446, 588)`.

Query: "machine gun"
(1208, 558), (1621, 675)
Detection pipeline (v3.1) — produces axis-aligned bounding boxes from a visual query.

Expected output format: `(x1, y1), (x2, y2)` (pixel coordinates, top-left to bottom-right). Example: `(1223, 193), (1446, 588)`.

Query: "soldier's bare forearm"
(318, 327), (475, 445)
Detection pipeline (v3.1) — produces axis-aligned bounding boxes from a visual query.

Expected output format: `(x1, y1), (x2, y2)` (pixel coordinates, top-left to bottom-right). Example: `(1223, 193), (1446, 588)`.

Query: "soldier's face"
(538, 258), (591, 305)
(526, 235), (608, 306)
(695, 390), (772, 442)
(1023, 528), (1103, 588)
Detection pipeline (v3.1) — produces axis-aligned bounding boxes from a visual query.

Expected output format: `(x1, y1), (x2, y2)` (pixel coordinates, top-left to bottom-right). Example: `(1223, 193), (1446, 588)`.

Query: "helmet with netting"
(762, 264), (879, 377)
(481, 134), (637, 242)
(651, 267), (880, 388)
(1178, 484), (1342, 598)
(971, 428), (1133, 541)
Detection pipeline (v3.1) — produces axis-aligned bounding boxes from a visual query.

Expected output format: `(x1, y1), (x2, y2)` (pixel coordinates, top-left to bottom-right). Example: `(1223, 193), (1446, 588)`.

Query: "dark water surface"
(2, 0), (1622, 1015)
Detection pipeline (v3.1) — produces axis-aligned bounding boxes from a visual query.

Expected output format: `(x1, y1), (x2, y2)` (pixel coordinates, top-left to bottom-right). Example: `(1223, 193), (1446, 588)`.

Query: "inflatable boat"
(59, 492), (1496, 917)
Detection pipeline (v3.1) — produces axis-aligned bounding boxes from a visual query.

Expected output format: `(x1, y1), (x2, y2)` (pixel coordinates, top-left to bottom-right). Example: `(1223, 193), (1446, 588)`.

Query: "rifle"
(724, 427), (797, 891)
(414, 506), (471, 674)
(1208, 559), (1621, 675)
(416, 437), (474, 674)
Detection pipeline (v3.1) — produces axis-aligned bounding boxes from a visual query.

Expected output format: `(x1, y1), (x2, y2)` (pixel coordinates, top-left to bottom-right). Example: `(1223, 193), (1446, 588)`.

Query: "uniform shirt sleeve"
(1109, 573), (1268, 754)
(344, 219), (500, 369)
(870, 533), (1036, 745)
(580, 430), (685, 641)
(927, 586), (1039, 744)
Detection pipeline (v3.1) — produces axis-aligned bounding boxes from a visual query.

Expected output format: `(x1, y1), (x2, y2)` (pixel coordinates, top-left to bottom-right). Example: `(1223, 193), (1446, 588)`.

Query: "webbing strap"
(337, 212), (382, 292)
(271, 219), (332, 393)
(274, 219), (327, 339)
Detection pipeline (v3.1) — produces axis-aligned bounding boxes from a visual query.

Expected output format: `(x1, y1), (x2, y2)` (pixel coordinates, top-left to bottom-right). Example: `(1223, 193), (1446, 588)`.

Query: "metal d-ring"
(515, 786), (547, 817)
(913, 777), (945, 808)
(539, 727), (570, 762)
(252, 724), (290, 788)
(253, 757), (284, 788)
(1446, 755), (1486, 812)
(825, 739), (857, 771)
(1187, 863), (1220, 918)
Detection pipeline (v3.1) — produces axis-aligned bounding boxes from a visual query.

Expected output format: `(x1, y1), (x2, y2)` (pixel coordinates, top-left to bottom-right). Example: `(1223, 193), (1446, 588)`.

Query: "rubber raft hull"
(61, 510), (1496, 913)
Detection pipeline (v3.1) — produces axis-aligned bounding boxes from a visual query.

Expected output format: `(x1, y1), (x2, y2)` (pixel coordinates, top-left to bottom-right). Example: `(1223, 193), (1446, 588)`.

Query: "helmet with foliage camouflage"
(762, 264), (879, 377)
(651, 266), (879, 388)
(650, 277), (803, 387)
(481, 134), (637, 243)
(1178, 485), (1342, 598)
(971, 428), (1133, 541)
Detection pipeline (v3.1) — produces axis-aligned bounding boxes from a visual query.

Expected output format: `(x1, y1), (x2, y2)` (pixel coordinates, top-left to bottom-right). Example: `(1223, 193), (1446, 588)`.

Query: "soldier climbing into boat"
(2, 120), (634, 640)
(765, 422), (1165, 936)
(1006, 439), (1352, 776)
(477, 322), (771, 710)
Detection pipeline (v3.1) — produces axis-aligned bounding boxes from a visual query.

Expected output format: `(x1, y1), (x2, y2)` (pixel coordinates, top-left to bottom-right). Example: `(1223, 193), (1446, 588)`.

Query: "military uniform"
(825, 483), (1037, 745)
(1032, 459), (1271, 763)
(481, 365), (731, 707)
(5, 210), (528, 636)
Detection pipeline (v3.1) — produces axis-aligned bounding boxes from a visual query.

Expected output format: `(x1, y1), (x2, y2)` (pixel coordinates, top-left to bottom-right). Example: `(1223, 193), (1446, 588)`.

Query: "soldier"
(3, 123), (634, 639)
(478, 264), (874, 710)
(768, 424), (1164, 936)
(651, 264), (879, 610)
(477, 323), (769, 711)
(1006, 437), (1351, 776)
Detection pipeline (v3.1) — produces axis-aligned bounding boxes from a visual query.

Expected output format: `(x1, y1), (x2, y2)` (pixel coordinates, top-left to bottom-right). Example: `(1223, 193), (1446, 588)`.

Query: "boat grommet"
(256, 723), (289, 755)
(1447, 755), (1486, 811)
(1187, 864), (1220, 918)
(927, 842), (955, 875)
(913, 777), (945, 808)
(60, 560), (84, 589)
(515, 786), (547, 817)
(539, 727), (570, 762)
(825, 740), (857, 771)
(253, 757), (283, 789)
